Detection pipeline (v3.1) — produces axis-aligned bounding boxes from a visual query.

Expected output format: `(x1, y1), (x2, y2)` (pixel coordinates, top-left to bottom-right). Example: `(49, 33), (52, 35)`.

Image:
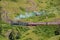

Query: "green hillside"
(0, 24), (60, 40)
(0, 0), (60, 40)
(1, 0), (60, 22)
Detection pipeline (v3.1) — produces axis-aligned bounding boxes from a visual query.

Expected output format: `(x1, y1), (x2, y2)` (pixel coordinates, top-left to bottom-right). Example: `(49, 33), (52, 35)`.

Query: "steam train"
(10, 21), (60, 26)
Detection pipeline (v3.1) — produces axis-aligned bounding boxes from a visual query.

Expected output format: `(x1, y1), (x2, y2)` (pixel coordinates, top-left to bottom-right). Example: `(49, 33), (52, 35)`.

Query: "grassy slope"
(0, 0), (60, 40)
(1, 0), (60, 22)
(0, 23), (60, 40)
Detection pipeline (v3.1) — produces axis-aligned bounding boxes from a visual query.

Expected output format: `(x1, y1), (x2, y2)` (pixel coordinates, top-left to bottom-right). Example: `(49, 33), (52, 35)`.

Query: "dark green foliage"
(54, 30), (59, 35)
(47, 13), (56, 18)
(16, 32), (21, 39)
(32, 25), (58, 37)
(59, 38), (60, 40)
(0, 27), (2, 35)
(39, 15), (46, 21)
(18, 27), (30, 33)
(9, 32), (15, 40)
(55, 25), (60, 35)
(19, 7), (26, 12)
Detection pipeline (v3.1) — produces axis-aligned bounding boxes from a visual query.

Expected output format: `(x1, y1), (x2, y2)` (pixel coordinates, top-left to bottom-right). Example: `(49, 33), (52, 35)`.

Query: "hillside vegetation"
(0, 0), (60, 40)
(0, 23), (60, 40)
(1, 0), (60, 22)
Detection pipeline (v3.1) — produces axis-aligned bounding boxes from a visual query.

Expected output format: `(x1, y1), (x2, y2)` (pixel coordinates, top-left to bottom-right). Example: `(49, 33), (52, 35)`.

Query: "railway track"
(2, 11), (60, 26)
(10, 21), (60, 26)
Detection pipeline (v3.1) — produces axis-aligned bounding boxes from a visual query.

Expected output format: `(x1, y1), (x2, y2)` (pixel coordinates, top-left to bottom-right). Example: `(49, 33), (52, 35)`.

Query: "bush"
(47, 13), (56, 18)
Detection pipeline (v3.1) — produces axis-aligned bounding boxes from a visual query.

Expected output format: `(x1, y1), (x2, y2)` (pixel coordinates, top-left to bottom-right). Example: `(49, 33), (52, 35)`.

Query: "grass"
(0, 0), (60, 40)
(48, 35), (60, 40)
(0, 24), (59, 40)
(1, 0), (60, 22)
